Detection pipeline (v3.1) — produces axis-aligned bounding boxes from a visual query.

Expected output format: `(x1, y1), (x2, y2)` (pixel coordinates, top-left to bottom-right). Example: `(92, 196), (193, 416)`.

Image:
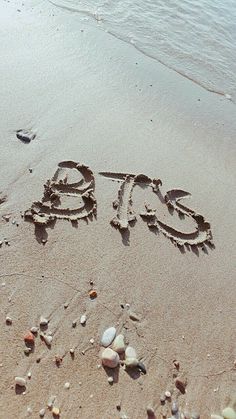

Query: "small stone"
(52, 406), (60, 416)
(222, 407), (236, 419)
(146, 406), (155, 416)
(128, 310), (140, 321)
(125, 346), (137, 359)
(54, 355), (63, 366)
(101, 327), (116, 347)
(27, 407), (32, 415)
(36, 356), (41, 363)
(27, 372), (32, 379)
(64, 382), (70, 389)
(101, 348), (120, 368)
(6, 316), (12, 325)
(64, 302), (69, 309)
(70, 348), (75, 354)
(39, 316), (48, 327)
(40, 333), (52, 346)
(175, 377), (187, 394)
(39, 409), (45, 417)
(24, 347), (31, 355)
(173, 360), (180, 369)
(30, 326), (38, 334)
(80, 314), (87, 325)
(72, 320), (77, 328)
(90, 338), (95, 344)
(24, 331), (35, 345)
(29, 168), (33, 173)
(16, 129), (36, 143)
(107, 376), (113, 384)
(113, 334), (125, 353)
(15, 376), (26, 387)
(160, 394), (165, 403)
(124, 357), (138, 368)
(89, 289), (97, 299)
(165, 391), (171, 399)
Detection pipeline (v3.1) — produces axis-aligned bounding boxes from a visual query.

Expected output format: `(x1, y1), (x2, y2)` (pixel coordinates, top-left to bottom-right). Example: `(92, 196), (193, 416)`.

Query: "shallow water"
(49, 0), (236, 101)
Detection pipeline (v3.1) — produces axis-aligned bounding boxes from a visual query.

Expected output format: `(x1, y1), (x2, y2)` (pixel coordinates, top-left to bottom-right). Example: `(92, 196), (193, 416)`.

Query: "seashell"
(101, 348), (120, 368)
(125, 346), (137, 359)
(124, 357), (138, 368)
(101, 327), (116, 347)
(80, 314), (87, 325)
(221, 408), (236, 419)
(39, 316), (48, 327)
(113, 334), (125, 353)
(15, 376), (26, 387)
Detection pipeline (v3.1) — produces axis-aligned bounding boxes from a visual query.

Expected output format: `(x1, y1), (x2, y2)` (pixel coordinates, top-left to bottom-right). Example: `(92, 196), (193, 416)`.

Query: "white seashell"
(80, 314), (87, 325)
(100, 327), (116, 347)
(15, 377), (26, 387)
(124, 357), (138, 368)
(39, 316), (48, 326)
(113, 334), (125, 353)
(101, 348), (120, 368)
(125, 346), (137, 359)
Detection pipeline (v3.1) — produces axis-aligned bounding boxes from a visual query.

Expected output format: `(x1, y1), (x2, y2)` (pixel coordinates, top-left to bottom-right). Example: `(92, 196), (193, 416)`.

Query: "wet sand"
(0, 0), (236, 418)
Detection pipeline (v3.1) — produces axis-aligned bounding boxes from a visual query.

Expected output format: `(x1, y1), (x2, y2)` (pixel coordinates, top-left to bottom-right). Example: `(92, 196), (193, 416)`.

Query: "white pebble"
(101, 326), (116, 347)
(107, 376), (113, 384)
(30, 326), (38, 334)
(113, 334), (125, 353)
(6, 316), (12, 324)
(124, 357), (138, 368)
(101, 348), (120, 368)
(80, 314), (87, 325)
(222, 407), (236, 419)
(39, 316), (48, 326)
(64, 382), (70, 389)
(40, 333), (53, 346)
(70, 348), (75, 354)
(27, 407), (32, 415)
(27, 372), (32, 379)
(90, 338), (95, 344)
(165, 390), (171, 398)
(15, 377), (26, 387)
(39, 409), (45, 417)
(125, 346), (137, 359)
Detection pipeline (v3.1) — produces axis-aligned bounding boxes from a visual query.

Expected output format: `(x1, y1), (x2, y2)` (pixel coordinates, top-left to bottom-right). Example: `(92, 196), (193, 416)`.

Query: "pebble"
(89, 289), (97, 299)
(90, 338), (95, 344)
(171, 402), (178, 414)
(72, 320), (77, 328)
(70, 348), (75, 354)
(30, 326), (38, 334)
(40, 333), (52, 346)
(113, 334), (125, 353)
(39, 409), (45, 417)
(27, 372), (32, 379)
(165, 391), (171, 399)
(124, 357), (139, 368)
(47, 395), (56, 408)
(64, 382), (70, 389)
(6, 316), (12, 325)
(16, 129), (36, 143)
(101, 327), (116, 347)
(175, 377), (187, 393)
(137, 361), (147, 374)
(24, 331), (35, 345)
(39, 316), (48, 327)
(125, 346), (137, 359)
(146, 406), (155, 416)
(101, 348), (120, 368)
(222, 408), (236, 419)
(15, 376), (26, 387)
(160, 394), (166, 403)
(107, 376), (113, 384)
(80, 314), (87, 325)
(52, 407), (60, 416)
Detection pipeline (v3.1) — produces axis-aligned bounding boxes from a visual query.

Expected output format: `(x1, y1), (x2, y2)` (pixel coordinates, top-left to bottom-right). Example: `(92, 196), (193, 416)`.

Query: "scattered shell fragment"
(125, 346), (137, 359)
(64, 382), (70, 389)
(222, 407), (236, 419)
(113, 334), (125, 353)
(107, 376), (113, 384)
(24, 331), (35, 345)
(15, 377), (26, 387)
(39, 316), (48, 327)
(101, 327), (116, 347)
(6, 316), (12, 325)
(39, 409), (45, 417)
(89, 289), (97, 299)
(80, 314), (87, 325)
(101, 348), (120, 368)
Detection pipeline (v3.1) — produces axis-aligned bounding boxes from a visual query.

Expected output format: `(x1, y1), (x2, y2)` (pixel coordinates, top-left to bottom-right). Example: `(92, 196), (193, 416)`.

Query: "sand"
(0, 0), (236, 418)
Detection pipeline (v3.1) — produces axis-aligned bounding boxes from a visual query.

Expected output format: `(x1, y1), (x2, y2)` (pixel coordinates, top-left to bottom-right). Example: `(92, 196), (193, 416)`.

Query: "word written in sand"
(24, 161), (213, 248)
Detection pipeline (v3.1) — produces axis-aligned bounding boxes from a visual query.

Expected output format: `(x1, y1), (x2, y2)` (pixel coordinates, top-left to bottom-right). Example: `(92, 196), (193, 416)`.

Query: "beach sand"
(0, 0), (235, 417)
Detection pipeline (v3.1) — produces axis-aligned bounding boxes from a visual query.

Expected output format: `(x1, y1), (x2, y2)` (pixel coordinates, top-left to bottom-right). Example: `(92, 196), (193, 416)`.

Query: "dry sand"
(0, 0), (236, 418)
